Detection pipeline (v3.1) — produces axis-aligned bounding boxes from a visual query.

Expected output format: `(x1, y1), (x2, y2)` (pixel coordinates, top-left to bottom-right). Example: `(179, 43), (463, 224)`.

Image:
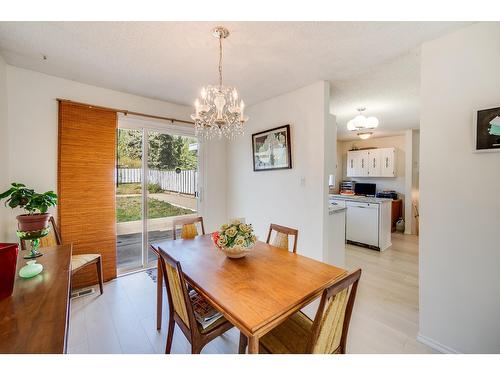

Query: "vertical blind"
(58, 101), (117, 287)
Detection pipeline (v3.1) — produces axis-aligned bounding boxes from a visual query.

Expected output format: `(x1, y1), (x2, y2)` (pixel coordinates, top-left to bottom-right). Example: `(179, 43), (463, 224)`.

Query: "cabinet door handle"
(361, 159), (364, 168)
(373, 158), (376, 167)
(385, 157), (389, 167)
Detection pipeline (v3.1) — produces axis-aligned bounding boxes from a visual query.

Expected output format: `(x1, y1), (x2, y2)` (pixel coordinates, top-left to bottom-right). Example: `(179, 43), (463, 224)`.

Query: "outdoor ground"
(115, 184), (197, 270)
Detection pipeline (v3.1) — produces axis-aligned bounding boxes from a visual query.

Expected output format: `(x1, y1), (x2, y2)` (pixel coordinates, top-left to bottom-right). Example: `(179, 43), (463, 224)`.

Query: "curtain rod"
(56, 98), (194, 125)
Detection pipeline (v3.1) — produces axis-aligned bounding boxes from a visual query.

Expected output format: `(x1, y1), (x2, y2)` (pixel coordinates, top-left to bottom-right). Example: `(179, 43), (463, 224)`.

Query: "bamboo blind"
(58, 101), (117, 287)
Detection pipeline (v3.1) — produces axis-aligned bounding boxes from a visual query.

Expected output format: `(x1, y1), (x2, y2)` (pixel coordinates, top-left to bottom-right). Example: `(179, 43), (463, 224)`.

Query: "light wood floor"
(68, 233), (434, 354)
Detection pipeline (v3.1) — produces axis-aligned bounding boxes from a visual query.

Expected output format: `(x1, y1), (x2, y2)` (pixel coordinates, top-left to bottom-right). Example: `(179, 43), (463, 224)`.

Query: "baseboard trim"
(417, 333), (462, 354)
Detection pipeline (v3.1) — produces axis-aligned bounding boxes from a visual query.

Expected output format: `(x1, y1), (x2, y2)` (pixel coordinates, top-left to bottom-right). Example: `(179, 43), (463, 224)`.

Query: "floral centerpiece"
(212, 220), (257, 259)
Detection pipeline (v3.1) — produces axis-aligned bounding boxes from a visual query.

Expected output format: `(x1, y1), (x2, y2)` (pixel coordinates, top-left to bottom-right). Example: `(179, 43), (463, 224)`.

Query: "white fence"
(117, 168), (197, 196)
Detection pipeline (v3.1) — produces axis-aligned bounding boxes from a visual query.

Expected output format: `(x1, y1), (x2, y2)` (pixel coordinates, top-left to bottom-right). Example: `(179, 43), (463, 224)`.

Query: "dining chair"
(238, 268), (361, 354)
(153, 216), (206, 331)
(172, 216), (205, 240)
(20, 216), (104, 294)
(158, 250), (234, 354)
(266, 223), (298, 253)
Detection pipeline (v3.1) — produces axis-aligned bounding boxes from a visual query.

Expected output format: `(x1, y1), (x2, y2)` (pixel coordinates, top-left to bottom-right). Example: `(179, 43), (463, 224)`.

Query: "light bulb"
(201, 87), (207, 100)
(366, 116), (379, 128)
(353, 115), (367, 128)
(347, 120), (355, 131)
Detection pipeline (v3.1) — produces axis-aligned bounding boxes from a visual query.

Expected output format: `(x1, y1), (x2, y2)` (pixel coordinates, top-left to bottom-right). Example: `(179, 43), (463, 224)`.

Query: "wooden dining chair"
(20, 216), (104, 294)
(239, 269), (361, 354)
(172, 216), (205, 240)
(266, 223), (298, 253)
(158, 250), (234, 354)
(153, 216), (206, 331)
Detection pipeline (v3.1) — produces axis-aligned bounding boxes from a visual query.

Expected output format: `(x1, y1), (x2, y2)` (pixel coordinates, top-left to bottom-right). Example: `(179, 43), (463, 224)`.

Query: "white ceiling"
(333, 49), (421, 140)
(0, 21), (469, 138)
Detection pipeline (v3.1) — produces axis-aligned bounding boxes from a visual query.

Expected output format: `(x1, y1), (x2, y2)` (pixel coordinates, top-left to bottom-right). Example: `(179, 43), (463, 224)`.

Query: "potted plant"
(0, 183), (58, 232)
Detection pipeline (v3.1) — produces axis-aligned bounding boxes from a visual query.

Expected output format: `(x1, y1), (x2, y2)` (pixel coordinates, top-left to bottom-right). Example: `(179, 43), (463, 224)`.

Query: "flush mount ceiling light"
(347, 107), (379, 132)
(191, 26), (248, 140)
(357, 132), (373, 140)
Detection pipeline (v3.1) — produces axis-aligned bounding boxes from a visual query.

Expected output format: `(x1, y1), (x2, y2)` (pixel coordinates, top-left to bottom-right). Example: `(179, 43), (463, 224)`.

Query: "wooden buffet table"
(154, 235), (347, 354)
(0, 244), (72, 354)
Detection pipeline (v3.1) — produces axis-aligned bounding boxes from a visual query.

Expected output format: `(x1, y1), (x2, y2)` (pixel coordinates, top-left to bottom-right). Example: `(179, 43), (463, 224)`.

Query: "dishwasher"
(345, 201), (379, 248)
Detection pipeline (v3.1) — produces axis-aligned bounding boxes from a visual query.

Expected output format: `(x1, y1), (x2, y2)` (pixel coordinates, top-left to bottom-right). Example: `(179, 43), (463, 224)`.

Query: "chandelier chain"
(218, 37), (223, 87)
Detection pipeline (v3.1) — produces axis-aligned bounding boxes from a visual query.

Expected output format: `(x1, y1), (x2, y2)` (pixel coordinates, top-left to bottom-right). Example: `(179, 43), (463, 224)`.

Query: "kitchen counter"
(329, 194), (392, 204)
(329, 205), (346, 214)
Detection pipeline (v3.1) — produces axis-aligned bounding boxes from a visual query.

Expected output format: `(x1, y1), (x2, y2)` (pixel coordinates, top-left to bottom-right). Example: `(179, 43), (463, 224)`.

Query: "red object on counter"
(0, 243), (19, 300)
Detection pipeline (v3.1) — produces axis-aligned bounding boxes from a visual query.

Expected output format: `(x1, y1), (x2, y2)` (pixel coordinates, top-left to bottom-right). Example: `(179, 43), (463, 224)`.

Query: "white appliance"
(346, 201), (379, 247)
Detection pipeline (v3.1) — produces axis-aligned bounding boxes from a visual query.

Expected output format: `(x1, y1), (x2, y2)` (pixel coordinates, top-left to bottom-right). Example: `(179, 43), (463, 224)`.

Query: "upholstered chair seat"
(71, 253), (101, 272)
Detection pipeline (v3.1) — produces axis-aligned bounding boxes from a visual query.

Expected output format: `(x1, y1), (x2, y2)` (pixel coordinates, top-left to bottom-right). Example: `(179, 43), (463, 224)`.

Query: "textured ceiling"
(333, 49), (421, 140)
(0, 21), (469, 137)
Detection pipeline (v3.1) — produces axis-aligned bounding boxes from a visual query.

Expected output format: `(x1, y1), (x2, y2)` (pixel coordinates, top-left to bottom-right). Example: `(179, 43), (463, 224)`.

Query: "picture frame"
(252, 124), (292, 171)
(473, 106), (500, 152)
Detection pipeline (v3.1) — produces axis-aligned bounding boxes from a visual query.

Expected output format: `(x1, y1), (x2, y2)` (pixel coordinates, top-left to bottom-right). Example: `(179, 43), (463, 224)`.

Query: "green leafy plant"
(0, 183), (58, 215)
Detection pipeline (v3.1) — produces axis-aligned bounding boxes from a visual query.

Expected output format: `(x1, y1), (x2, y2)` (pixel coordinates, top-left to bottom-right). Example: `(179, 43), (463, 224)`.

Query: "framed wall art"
(474, 106), (500, 152)
(252, 125), (292, 171)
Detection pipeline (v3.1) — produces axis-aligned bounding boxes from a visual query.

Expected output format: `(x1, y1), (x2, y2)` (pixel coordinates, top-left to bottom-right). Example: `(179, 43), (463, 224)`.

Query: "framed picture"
(474, 106), (500, 152)
(252, 125), (292, 171)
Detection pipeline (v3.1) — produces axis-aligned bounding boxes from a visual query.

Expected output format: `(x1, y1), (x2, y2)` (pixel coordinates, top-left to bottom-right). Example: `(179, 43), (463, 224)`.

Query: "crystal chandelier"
(347, 107), (379, 139)
(191, 26), (248, 140)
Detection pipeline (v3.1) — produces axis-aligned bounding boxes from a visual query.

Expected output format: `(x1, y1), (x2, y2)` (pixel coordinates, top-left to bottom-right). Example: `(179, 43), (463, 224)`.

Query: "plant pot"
(0, 243), (19, 299)
(16, 213), (51, 232)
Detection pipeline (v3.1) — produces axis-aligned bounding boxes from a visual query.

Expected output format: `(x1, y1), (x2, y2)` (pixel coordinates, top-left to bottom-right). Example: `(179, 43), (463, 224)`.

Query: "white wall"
(227, 81), (333, 261)
(1, 66), (226, 241)
(0, 55), (8, 241)
(419, 22), (500, 353)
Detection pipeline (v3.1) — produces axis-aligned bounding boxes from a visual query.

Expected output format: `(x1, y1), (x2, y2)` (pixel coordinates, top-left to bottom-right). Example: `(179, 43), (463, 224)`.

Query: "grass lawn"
(116, 196), (194, 222)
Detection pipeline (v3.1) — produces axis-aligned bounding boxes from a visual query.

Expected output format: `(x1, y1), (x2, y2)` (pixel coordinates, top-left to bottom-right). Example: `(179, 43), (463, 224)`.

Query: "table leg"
(156, 257), (163, 331)
(248, 335), (259, 354)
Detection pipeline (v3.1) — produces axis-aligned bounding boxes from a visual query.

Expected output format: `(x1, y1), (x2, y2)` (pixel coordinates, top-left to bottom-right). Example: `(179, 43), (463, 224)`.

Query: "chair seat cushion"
(71, 254), (100, 271)
(259, 311), (313, 354)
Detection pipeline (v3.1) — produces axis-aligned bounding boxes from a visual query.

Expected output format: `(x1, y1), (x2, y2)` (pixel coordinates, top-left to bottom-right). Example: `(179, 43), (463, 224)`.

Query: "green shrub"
(147, 183), (163, 194)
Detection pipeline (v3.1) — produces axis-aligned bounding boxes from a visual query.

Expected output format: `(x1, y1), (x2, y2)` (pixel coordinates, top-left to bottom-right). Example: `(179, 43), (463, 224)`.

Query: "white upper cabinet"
(366, 149), (381, 177)
(346, 148), (395, 178)
(380, 148), (395, 177)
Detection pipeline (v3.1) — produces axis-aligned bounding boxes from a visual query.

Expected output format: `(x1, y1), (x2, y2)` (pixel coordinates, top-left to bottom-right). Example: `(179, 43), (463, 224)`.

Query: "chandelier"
(347, 107), (379, 139)
(191, 26), (248, 140)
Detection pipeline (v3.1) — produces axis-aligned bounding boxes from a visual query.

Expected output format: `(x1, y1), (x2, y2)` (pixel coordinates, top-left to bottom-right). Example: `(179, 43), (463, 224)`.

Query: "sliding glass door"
(116, 124), (199, 273)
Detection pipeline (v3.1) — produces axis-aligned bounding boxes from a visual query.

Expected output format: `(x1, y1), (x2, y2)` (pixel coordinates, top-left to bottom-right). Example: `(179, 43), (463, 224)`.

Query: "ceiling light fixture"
(357, 132), (373, 140)
(191, 26), (248, 140)
(347, 107), (379, 131)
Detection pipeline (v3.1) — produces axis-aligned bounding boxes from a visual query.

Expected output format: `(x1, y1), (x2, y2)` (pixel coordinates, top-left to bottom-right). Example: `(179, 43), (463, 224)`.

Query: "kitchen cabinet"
(367, 149), (381, 177)
(346, 147), (395, 178)
(380, 148), (395, 177)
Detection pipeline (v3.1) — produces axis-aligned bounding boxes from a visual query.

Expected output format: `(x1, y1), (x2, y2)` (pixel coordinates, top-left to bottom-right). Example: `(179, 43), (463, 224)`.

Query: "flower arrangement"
(212, 220), (257, 258)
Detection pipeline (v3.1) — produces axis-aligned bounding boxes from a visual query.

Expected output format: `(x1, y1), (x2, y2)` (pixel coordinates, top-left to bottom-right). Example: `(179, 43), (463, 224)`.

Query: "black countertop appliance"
(354, 183), (376, 197)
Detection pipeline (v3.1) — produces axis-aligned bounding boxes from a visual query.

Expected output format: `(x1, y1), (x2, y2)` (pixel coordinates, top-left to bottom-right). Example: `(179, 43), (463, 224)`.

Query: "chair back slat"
(164, 261), (190, 328)
(272, 232), (289, 250)
(307, 269), (361, 354)
(266, 223), (298, 253)
(173, 216), (205, 240)
(312, 288), (349, 353)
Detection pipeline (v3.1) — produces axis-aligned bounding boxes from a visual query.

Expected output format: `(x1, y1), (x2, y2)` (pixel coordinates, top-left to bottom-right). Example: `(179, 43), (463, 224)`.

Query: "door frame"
(117, 114), (202, 273)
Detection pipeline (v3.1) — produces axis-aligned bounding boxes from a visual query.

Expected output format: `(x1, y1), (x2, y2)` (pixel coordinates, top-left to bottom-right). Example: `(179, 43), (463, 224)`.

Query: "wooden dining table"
(153, 234), (347, 354)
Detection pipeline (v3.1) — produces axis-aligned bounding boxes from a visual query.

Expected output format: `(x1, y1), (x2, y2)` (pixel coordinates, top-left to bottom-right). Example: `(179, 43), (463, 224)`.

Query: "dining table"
(152, 234), (347, 354)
